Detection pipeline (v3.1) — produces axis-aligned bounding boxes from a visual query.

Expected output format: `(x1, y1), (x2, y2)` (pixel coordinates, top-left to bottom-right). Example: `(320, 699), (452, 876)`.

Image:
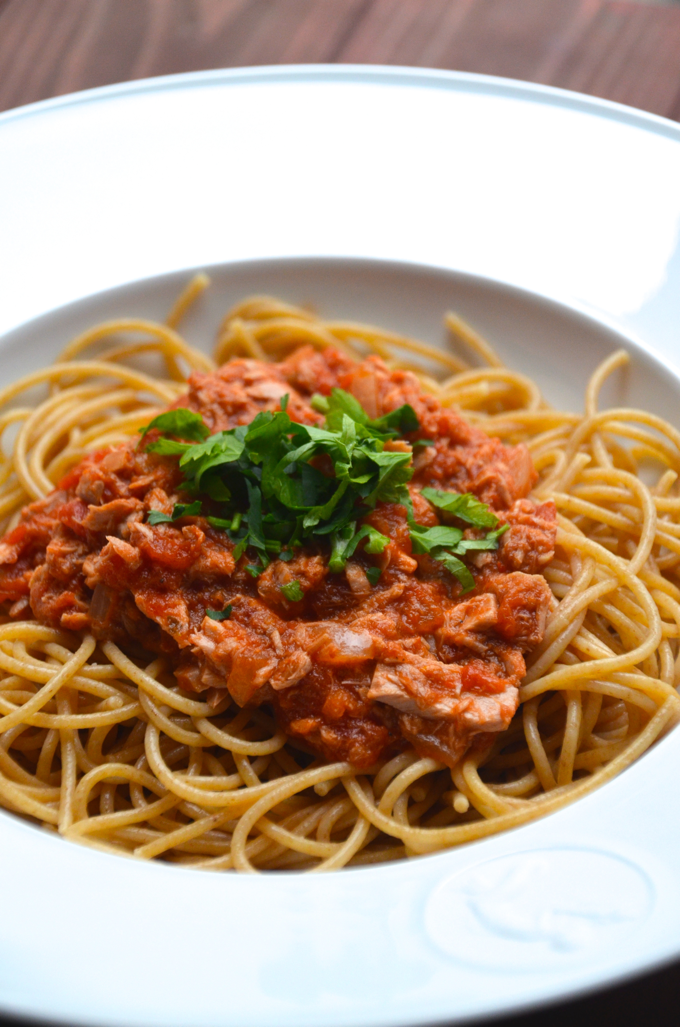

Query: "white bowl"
(2, 66), (680, 1027)
(1, 255), (680, 1027)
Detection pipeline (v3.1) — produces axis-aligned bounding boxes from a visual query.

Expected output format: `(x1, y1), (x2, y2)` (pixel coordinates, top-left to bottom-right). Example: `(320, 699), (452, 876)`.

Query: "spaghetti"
(0, 276), (678, 872)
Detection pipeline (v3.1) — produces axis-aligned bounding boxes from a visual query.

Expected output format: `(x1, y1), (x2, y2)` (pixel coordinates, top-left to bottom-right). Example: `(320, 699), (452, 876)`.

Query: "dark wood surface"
(2, 0), (680, 120)
(1, 1), (680, 1025)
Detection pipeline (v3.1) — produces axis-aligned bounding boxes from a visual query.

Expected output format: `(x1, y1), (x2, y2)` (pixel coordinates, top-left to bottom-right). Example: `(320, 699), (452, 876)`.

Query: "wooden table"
(1, 1), (680, 1025)
(2, 0), (680, 118)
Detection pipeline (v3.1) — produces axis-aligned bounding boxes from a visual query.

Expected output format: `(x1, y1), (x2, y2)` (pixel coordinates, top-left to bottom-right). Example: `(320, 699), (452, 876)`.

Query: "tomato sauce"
(0, 348), (556, 769)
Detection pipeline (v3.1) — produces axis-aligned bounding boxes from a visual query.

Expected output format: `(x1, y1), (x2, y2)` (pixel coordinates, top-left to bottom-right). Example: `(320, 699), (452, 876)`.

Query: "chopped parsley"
(328, 523), (389, 573)
(409, 519), (508, 592)
(420, 487), (499, 528)
(140, 408), (209, 443)
(147, 510), (174, 525)
(147, 500), (203, 525)
(139, 390), (507, 592)
(280, 580), (305, 602)
(206, 605), (232, 621)
(365, 566), (382, 587)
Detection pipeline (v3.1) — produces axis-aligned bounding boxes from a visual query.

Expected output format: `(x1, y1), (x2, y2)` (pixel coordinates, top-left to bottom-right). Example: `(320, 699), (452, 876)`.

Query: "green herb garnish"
(147, 510), (174, 525)
(206, 605), (232, 621)
(142, 390), (414, 572)
(421, 487), (500, 528)
(139, 408), (209, 442)
(365, 566), (382, 587)
(409, 516), (508, 593)
(328, 522), (388, 573)
(280, 581), (304, 602)
(147, 500), (203, 525)
(324, 388), (419, 439)
(140, 390), (506, 591)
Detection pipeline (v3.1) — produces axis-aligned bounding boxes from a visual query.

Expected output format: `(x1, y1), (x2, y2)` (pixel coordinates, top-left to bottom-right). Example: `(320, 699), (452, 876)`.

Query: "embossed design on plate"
(425, 847), (653, 970)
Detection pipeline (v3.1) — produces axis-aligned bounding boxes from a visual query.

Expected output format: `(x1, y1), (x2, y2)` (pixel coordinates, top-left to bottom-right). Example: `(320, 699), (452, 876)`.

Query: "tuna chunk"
(436, 593), (499, 653)
(486, 572), (552, 648)
(258, 553), (327, 607)
(368, 660), (464, 719)
(499, 499), (557, 573)
(190, 613), (278, 706)
(278, 345), (356, 397)
(82, 497), (144, 534)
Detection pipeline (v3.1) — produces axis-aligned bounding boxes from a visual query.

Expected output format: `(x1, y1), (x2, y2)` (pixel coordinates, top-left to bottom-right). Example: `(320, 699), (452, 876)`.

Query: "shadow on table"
(489, 956), (680, 1027)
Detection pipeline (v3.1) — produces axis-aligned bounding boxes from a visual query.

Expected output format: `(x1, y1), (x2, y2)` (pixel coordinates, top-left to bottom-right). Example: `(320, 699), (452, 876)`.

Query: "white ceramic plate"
(2, 67), (680, 1027)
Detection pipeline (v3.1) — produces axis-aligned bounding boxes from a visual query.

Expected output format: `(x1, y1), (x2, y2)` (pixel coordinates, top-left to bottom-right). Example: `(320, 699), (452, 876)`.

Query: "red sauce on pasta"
(0, 347), (556, 769)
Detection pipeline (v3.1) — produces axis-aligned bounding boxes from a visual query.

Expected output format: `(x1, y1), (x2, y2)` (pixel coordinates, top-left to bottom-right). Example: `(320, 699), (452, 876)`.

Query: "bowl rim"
(2, 62), (680, 143)
(2, 63), (680, 1027)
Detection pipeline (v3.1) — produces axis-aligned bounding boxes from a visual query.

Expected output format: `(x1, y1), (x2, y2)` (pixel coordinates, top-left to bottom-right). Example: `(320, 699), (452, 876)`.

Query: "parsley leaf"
(147, 510), (173, 525)
(207, 511), (242, 532)
(433, 550), (476, 592)
(206, 605), (232, 621)
(280, 580), (304, 601)
(453, 524), (509, 554)
(140, 408), (209, 442)
(361, 449), (413, 506)
(408, 497), (506, 592)
(178, 432), (245, 482)
(409, 524), (464, 555)
(326, 388), (368, 428)
(310, 393), (330, 414)
(146, 438), (194, 458)
(370, 403), (419, 435)
(325, 388), (419, 441)
(421, 487), (500, 528)
(365, 566), (382, 586)
(172, 501), (202, 519)
(328, 523), (389, 573)
(147, 500), (203, 525)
